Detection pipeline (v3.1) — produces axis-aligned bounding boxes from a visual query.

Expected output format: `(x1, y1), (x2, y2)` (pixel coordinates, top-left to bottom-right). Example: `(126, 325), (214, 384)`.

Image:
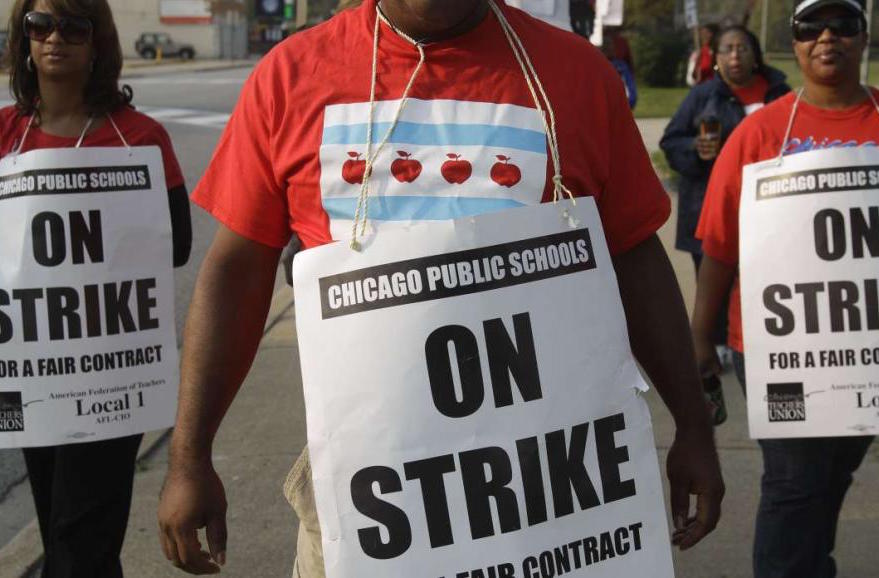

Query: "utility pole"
(862, 0), (874, 84)
(760, 0), (770, 58)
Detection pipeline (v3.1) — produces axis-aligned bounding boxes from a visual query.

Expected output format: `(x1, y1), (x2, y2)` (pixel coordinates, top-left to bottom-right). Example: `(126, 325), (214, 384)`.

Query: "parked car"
(135, 33), (195, 60)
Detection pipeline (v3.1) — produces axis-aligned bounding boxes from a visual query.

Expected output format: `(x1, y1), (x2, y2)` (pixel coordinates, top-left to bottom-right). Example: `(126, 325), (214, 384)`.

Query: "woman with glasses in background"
(694, 0), (876, 575)
(1, 1), (191, 575)
(660, 24), (790, 422)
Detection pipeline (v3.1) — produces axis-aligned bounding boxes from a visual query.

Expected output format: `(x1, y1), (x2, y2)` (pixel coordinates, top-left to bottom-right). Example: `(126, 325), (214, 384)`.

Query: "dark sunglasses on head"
(23, 11), (92, 45)
(792, 16), (864, 42)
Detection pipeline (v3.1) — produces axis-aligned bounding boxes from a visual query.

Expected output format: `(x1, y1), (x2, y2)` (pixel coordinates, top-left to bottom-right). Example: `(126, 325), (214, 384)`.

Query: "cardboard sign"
(684, 0), (699, 29)
(0, 147), (179, 447)
(294, 200), (674, 578)
(740, 148), (879, 438)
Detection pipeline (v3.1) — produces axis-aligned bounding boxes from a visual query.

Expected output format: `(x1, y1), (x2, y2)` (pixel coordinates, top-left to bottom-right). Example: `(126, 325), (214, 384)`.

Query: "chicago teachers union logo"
(0, 392), (25, 432)
(767, 383), (806, 422)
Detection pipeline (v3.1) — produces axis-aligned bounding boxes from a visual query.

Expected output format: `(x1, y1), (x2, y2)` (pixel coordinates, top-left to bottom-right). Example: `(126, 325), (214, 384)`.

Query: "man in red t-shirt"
(694, 0), (876, 575)
(156, 1), (723, 574)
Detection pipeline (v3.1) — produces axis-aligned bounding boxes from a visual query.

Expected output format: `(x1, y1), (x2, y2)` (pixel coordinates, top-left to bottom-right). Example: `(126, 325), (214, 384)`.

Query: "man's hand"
(667, 426), (725, 550)
(614, 235), (726, 549)
(155, 226), (282, 573)
(158, 461), (228, 574)
(695, 135), (721, 161)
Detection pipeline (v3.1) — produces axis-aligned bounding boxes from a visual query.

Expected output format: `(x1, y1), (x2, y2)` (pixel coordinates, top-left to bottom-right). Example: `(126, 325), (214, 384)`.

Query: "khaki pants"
(284, 447), (325, 578)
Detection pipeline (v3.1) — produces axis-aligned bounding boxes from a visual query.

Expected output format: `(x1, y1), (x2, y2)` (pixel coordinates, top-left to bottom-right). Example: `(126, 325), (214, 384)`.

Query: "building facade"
(0, 0), (253, 59)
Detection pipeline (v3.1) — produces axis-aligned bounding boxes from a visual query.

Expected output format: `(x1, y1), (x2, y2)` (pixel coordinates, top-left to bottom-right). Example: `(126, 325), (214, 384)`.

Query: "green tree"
(624, 0), (687, 86)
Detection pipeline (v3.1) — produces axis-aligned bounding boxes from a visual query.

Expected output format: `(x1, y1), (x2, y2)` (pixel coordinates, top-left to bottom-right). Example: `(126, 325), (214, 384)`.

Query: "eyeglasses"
(716, 44), (752, 56)
(23, 11), (92, 45)
(792, 16), (864, 42)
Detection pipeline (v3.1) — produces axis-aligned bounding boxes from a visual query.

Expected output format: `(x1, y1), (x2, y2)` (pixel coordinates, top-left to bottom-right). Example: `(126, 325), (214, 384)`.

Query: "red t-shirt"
(192, 0), (669, 256)
(731, 74), (769, 115)
(697, 45), (714, 84)
(0, 106), (185, 189)
(697, 89), (879, 351)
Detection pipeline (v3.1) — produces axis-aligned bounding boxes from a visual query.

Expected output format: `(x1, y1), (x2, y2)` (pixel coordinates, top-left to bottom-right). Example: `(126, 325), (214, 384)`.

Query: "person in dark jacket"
(662, 25), (790, 272)
(661, 25), (790, 386)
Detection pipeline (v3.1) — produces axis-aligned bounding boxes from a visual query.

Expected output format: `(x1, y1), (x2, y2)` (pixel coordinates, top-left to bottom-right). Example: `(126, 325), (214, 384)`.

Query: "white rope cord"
(351, 0), (575, 249)
(107, 113), (132, 151)
(776, 87), (804, 163)
(12, 114), (36, 161)
(74, 116), (95, 148)
(350, 8), (426, 250)
(864, 84), (879, 117)
(488, 0), (573, 204)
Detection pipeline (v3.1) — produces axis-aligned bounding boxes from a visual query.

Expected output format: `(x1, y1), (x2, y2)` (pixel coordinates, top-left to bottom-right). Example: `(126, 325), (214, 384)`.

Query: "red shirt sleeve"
(191, 59), (291, 248)
(596, 61), (671, 255)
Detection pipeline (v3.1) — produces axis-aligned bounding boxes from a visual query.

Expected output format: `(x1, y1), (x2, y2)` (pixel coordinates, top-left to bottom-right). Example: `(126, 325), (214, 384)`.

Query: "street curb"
(0, 283), (295, 578)
(120, 61), (254, 80)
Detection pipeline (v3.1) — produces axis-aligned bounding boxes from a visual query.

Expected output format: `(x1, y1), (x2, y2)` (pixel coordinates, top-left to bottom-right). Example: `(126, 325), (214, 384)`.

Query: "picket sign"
(740, 147), (879, 439)
(293, 199), (675, 578)
(0, 147), (179, 448)
(684, 0), (699, 29)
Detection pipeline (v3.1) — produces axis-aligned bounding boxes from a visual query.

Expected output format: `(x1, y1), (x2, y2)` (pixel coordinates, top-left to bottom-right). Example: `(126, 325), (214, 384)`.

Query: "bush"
(632, 32), (691, 87)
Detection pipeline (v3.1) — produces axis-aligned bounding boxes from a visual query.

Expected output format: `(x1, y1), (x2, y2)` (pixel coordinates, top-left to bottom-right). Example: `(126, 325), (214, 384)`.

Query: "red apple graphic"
(390, 151), (422, 183)
(342, 152), (366, 185)
(441, 153), (473, 184)
(490, 155), (522, 187)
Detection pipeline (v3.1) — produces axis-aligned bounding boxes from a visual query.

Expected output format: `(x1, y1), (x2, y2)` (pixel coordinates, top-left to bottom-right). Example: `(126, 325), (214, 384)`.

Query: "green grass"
(634, 86), (689, 119)
(633, 58), (879, 119)
(649, 149), (680, 188)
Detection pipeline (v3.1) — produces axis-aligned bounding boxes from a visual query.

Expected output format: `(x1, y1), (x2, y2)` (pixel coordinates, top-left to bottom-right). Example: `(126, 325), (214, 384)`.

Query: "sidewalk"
(2, 123), (877, 577)
(121, 57), (255, 78)
(0, 58), (254, 85)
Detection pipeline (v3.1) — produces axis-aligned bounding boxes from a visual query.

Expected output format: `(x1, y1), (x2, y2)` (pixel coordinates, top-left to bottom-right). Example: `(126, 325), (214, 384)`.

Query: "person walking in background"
(0, 0), (191, 575)
(688, 23), (718, 86)
(660, 24), (790, 420)
(693, 0), (875, 575)
(600, 27), (637, 109)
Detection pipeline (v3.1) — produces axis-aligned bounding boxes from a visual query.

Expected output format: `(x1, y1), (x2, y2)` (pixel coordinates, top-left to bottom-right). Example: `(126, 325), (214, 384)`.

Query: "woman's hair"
(712, 24), (766, 73)
(5, 0), (132, 117)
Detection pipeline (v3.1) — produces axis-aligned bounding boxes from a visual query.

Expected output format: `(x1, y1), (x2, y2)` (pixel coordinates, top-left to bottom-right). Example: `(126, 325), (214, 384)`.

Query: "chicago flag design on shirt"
(319, 98), (548, 240)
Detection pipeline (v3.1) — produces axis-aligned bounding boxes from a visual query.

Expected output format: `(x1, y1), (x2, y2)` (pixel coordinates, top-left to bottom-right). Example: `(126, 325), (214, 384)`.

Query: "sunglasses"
(23, 11), (92, 45)
(792, 16), (864, 42)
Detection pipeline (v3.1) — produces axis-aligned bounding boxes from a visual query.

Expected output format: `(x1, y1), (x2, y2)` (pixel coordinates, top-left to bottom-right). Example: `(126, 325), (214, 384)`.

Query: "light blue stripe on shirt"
(322, 122), (547, 154)
(323, 196), (527, 221)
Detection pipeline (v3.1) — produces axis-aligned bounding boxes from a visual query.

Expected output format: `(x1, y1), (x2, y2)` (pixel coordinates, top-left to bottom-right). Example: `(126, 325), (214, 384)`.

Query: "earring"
(26, 55), (33, 71)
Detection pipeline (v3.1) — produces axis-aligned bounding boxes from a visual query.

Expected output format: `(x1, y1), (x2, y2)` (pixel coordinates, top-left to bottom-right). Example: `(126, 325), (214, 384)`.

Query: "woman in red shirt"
(1, 0), (191, 575)
(694, 0), (875, 575)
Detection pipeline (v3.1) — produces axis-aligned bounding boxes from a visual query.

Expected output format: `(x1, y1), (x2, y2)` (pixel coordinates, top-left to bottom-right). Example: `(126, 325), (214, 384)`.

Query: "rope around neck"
(13, 111), (131, 162)
(350, 0), (574, 250)
(777, 85), (879, 163)
(487, 0), (573, 204)
(349, 7), (426, 250)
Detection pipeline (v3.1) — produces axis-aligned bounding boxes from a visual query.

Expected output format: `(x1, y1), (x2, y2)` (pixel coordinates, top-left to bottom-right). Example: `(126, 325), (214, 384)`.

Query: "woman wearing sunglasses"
(694, 0), (875, 576)
(1, 0), (191, 575)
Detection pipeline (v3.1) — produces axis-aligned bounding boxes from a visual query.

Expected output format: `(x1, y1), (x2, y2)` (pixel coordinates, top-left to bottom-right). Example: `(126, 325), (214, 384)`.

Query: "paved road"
(0, 66), (252, 551)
